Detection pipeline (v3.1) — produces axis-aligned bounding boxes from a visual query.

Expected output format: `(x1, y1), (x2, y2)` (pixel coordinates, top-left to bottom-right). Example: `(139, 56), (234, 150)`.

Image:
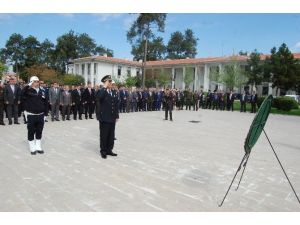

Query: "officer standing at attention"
(96, 75), (119, 159)
(22, 76), (47, 155)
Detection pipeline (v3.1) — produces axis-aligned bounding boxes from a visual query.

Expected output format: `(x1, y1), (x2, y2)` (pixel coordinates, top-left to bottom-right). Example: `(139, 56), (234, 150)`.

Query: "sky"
(0, 13), (300, 60)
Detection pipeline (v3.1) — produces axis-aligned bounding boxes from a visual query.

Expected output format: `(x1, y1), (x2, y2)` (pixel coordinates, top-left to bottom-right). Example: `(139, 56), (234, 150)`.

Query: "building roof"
(74, 53), (300, 68)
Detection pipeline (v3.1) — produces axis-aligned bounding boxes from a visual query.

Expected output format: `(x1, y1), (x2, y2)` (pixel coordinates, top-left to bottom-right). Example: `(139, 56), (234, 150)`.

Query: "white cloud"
(295, 42), (300, 49)
(93, 13), (123, 22)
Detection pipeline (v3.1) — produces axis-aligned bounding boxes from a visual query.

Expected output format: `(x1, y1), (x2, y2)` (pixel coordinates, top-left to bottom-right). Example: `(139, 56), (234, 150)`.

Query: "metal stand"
(218, 153), (249, 207)
(263, 129), (300, 204)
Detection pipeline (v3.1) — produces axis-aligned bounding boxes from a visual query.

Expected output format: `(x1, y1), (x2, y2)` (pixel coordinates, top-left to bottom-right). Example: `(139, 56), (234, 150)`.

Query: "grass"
(232, 101), (300, 116)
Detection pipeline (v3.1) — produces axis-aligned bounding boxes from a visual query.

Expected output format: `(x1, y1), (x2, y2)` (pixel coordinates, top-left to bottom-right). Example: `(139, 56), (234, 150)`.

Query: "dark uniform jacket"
(163, 92), (174, 108)
(22, 86), (47, 114)
(96, 87), (119, 123)
(4, 84), (21, 104)
(82, 88), (95, 103)
(0, 86), (5, 105)
(71, 89), (83, 105)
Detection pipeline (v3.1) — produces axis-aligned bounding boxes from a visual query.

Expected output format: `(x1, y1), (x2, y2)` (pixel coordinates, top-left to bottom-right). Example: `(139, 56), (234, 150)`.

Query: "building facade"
(69, 53), (300, 95)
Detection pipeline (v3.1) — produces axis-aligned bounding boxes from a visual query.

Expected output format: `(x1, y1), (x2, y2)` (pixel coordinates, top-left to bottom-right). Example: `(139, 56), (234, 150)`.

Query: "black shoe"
(107, 152), (118, 156)
(114, 137), (117, 140)
(14, 122), (20, 124)
(51, 118), (54, 122)
(170, 119), (173, 121)
(89, 117), (94, 119)
(45, 120), (48, 122)
(0, 122), (5, 126)
(37, 150), (44, 154)
(55, 118), (60, 121)
(79, 118), (82, 120)
(100, 152), (107, 159)
(31, 151), (37, 155)
(66, 118), (70, 120)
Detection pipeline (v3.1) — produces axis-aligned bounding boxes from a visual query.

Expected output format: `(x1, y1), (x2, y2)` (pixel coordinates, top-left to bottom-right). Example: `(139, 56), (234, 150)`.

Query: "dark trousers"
(227, 102), (234, 111)
(84, 102), (94, 118)
(73, 103), (82, 119)
(27, 114), (44, 141)
(240, 102), (246, 112)
(51, 102), (60, 119)
(0, 104), (4, 123)
(62, 105), (71, 120)
(100, 121), (116, 154)
(6, 103), (19, 123)
(131, 102), (137, 112)
(251, 102), (257, 113)
(165, 106), (173, 120)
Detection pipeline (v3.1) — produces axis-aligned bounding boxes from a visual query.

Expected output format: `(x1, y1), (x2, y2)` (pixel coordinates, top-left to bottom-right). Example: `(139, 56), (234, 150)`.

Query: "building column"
(204, 64), (210, 92)
(218, 63), (223, 91)
(91, 62), (95, 87)
(84, 63), (88, 86)
(171, 67), (175, 89)
(182, 67), (186, 90)
(194, 66), (198, 91)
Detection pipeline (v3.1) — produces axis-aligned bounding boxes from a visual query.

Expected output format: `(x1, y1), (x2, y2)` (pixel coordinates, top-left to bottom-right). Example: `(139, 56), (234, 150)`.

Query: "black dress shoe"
(55, 118), (60, 121)
(89, 117), (94, 119)
(31, 151), (37, 155)
(107, 152), (118, 156)
(100, 152), (107, 159)
(0, 122), (5, 126)
(114, 137), (117, 140)
(37, 150), (44, 154)
(14, 122), (20, 124)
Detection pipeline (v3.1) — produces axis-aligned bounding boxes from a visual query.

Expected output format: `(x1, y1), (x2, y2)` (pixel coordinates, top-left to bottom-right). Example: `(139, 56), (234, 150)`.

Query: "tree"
(4, 33), (25, 73)
(157, 69), (171, 88)
(94, 45), (114, 57)
(60, 74), (85, 85)
(24, 64), (58, 83)
(131, 37), (166, 61)
(246, 49), (264, 88)
(0, 62), (8, 75)
(40, 39), (55, 67)
(184, 67), (194, 89)
(124, 75), (138, 87)
(220, 62), (248, 91)
(264, 43), (299, 95)
(23, 35), (41, 68)
(77, 33), (97, 58)
(167, 29), (198, 59)
(167, 31), (185, 59)
(127, 13), (167, 87)
(55, 30), (78, 74)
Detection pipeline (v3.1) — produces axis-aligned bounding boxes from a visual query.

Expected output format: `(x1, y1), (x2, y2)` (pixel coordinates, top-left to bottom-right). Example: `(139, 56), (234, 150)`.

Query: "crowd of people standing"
(0, 76), (258, 126)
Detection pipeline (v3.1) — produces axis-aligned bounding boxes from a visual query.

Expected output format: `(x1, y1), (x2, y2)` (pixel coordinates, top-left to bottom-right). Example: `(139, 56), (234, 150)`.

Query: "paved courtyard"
(0, 109), (300, 211)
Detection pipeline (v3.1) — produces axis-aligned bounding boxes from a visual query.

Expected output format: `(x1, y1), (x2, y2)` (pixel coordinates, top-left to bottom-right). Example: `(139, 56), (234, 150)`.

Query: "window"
(94, 63), (97, 75)
(136, 68), (140, 76)
(127, 67), (131, 76)
(118, 66), (122, 77)
(81, 64), (85, 75)
(87, 63), (91, 75)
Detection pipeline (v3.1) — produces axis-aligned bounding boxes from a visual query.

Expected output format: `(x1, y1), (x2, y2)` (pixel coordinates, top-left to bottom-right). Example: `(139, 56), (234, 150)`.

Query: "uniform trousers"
(99, 121), (116, 155)
(27, 114), (44, 141)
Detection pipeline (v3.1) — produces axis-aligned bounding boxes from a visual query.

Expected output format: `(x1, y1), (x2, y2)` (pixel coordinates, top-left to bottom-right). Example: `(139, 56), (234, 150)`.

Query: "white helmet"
(28, 76), (39, 86)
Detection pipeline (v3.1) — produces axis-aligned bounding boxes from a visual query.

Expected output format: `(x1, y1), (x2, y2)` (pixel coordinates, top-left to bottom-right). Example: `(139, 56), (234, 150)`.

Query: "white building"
(69, 53), (300, 95)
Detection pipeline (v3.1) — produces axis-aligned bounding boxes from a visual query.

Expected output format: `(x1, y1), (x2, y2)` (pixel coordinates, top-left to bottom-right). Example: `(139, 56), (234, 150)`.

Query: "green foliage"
(263, 43), (300, 94)
(220, 62), (248, 90)
(125, 75), (139, 87)
(273, 97), (299, 111)
(58, 74), (85, 85)
(145, 78), (156, 88)
(184, 67), (194, 87)
(127, 13), (166, 61)
(167, 29), (198, 59)
(209, 66), (221, 83)
(0, 62), (8, 75)
(157, 70), (171, 87)
(246, 49), (264, 86)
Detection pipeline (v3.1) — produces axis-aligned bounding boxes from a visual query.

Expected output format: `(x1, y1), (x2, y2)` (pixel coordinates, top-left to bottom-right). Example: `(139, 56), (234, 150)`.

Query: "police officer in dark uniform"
(0, 84), (5, 125)
(22, 76), (47, 155)
(96, 75), (119, 159)
(163, 88), (174, 121)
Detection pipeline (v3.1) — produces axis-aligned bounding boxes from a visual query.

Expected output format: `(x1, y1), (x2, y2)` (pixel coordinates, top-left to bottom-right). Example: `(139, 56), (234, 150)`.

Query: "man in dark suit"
(250, 90), (258, 113)
(163, 88), (174, 121)
(119, 86), (127, 113)
(71, 84), (84, 120)
(226, 90), (235, 111)
(240, 91), (247, 112)
(83, 82), (95, 119)
(49, 81), (61, 121)
(0, 84), (5, 125)
(4, 77), (21, 124)
(96, 75), (119, 159)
